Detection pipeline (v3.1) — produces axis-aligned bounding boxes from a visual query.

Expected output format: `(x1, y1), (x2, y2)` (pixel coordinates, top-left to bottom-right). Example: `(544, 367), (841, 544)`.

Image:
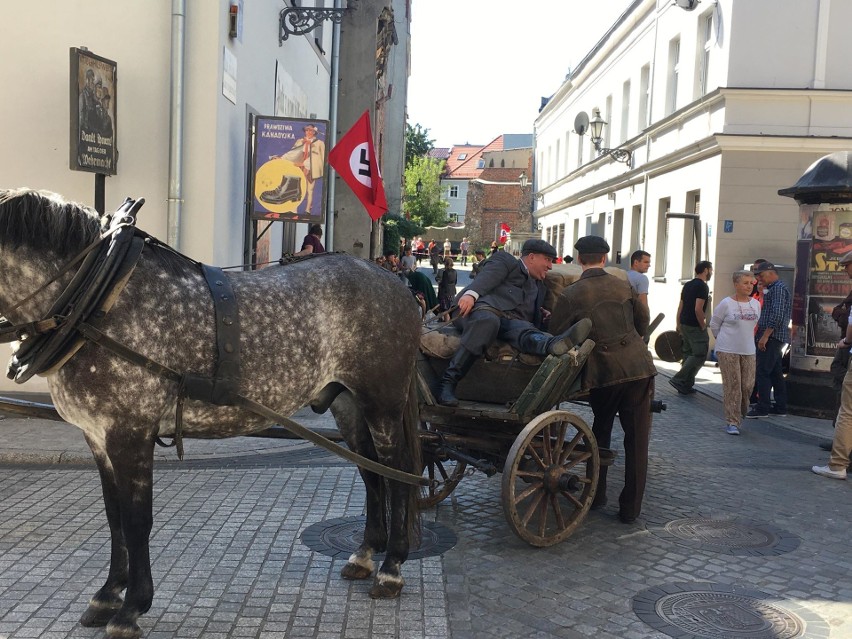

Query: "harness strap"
(75, 322), (429, 486)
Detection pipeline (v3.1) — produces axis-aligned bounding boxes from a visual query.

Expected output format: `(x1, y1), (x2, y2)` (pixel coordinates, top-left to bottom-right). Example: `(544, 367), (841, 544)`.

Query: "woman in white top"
(709, 270), (762, 435)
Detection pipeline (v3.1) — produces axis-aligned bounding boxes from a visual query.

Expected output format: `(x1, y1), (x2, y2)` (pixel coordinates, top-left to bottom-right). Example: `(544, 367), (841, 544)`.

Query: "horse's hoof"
(369, 574), (404, 599)
(340, 562), (373, 580)
(80, 600), (121, 627)
(105, 617), (142, 639)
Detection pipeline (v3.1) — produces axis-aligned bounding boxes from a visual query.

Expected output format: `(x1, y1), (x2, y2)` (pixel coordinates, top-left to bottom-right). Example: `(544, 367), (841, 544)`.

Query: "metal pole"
(325, 0), (342, 252)
(167, 0), (186, 250)
(94, 174), (105, 214)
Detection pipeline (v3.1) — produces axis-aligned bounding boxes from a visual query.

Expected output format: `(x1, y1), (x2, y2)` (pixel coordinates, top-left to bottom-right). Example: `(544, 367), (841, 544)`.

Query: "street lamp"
(518, 171), (543, 201)
(587, 107), (632, 166)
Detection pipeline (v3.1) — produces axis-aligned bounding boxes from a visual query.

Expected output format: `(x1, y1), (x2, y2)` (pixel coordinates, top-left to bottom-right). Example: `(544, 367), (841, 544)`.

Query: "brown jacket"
(550, 268), (656, 390)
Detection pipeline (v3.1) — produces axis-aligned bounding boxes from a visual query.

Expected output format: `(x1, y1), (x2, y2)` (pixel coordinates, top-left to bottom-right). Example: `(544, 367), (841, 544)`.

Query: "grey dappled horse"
(0, 189), (422, 639)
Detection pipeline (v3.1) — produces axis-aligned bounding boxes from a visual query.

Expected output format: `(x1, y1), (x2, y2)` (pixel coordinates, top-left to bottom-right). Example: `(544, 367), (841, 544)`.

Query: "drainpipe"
(167, 0), (186, 249)
(639, 0), (661, 248)
(325, 0), (342, 252)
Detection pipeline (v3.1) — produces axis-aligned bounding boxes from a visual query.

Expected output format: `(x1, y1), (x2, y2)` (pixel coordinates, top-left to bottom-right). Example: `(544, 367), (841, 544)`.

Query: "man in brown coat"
(549, 235), (657, 524)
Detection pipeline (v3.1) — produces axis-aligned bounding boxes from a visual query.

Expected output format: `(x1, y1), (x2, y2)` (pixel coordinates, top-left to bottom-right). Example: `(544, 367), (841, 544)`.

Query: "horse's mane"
(0, 188), (194, 276)
(0, 188), (101, 254)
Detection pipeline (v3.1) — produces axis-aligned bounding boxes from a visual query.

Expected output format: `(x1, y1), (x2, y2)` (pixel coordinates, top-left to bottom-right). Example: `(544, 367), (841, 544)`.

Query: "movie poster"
(250, 116), (328, 223)
(69, 48), (117, 175)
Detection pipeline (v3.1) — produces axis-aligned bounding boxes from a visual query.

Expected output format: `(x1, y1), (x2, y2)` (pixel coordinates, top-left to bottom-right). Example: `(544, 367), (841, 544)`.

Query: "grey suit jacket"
(456, 251), (546, 327)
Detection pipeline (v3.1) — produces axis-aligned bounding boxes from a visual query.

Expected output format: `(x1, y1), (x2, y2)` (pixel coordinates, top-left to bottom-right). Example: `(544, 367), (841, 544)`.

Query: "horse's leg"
(80, 445), (128, 627)
(369, 476), (410, 599)
(101, 430), (156, 639)
(330, 392), (387, 581)
(366, 383), (421, 600)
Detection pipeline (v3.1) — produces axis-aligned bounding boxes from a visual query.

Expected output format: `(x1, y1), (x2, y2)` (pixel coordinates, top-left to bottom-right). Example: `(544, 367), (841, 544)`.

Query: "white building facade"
(534, 0), (852, 339)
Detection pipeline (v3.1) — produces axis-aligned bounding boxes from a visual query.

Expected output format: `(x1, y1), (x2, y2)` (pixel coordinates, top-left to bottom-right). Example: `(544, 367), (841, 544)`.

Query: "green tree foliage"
(404, 156), (449, 228)
(382, 213), (424, 255)
(405, 123), (434, 168)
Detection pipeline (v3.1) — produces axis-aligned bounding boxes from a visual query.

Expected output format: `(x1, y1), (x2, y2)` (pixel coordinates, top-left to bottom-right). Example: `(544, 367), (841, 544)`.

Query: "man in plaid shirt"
(747, 262), (792, 418)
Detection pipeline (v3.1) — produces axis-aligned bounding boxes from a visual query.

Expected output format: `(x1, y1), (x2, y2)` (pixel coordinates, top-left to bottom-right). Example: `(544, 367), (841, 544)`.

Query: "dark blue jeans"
(755, 338), (786, 412)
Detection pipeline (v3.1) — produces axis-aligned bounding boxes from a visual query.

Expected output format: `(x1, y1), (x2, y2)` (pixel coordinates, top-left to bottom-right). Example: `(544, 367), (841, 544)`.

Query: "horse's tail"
(402, 368), (422, 547)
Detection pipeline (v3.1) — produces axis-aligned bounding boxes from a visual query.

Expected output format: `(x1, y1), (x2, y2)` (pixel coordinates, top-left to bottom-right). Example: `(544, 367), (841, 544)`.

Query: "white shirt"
(709, 297), (761, 355)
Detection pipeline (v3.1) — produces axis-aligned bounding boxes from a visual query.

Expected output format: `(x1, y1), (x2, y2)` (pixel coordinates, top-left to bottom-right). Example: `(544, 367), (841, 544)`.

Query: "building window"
(604, 95), (613, 149)
(555, 139), (561, 179)
(638, 64), (650, 129)
(620, 80), (631, 144)
(654, 198), (670, 278)
(457, 153), (467, 160)
(564, 132), (571, 173)
(697, 13), (713, 97)
(477, 159), (485, 168)
(667, 37), (680, 115)
(449, 185), (458, 198)
(576, 134), (584, 166)
(681, 191), (701, 279)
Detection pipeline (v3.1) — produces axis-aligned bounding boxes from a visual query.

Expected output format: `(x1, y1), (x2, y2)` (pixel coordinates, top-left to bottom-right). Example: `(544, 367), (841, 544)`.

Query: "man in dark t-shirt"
(670, 260), (713, 394)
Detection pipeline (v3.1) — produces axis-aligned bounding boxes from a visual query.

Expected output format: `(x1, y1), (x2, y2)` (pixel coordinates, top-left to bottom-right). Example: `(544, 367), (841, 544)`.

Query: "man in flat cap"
(813, 250), (852, 478)
(670, 260), (713, 394)
(550, 235), (657, 524)
(437, 238), (584, 406)
(746, 261), (791, 418)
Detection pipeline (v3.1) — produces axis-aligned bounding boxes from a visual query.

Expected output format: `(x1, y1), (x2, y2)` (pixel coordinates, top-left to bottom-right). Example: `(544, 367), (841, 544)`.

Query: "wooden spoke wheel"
(419, 450), (467, 508)
(501, 410), (599, 547)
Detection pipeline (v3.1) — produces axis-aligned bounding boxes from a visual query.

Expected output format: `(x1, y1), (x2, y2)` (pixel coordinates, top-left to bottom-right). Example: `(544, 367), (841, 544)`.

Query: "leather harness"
(0, 198), (428, 487)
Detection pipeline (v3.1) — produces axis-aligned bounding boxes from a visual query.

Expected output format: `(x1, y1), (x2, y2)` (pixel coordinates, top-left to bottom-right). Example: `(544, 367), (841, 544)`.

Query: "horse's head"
(0, 188), (102, 320)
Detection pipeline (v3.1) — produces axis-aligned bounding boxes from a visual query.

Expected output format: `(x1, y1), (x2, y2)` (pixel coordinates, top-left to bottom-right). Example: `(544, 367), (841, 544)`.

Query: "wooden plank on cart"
(511, 340), (595, 419)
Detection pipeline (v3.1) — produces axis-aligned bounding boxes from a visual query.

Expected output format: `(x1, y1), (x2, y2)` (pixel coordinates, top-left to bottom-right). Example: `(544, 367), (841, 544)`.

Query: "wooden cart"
(416, 339), (614, 547)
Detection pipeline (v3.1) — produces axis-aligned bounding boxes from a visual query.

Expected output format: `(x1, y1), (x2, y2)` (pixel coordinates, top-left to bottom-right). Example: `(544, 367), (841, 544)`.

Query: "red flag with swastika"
(499, 223), (511, 244)
(328, 110), (388, 221)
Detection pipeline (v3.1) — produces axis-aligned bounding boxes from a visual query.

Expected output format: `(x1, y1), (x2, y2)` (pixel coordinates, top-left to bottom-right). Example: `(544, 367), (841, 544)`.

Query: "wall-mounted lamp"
(588, 108), (632, 166)
(415, 179), (423, 194)
(518, 172), (544, 201)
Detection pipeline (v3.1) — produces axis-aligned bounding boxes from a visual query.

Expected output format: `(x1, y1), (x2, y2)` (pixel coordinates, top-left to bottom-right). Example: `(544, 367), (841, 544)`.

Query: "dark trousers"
(590, 376), (654, 520)
(456, 310), (536, 356)
(755, 338), (787, 412)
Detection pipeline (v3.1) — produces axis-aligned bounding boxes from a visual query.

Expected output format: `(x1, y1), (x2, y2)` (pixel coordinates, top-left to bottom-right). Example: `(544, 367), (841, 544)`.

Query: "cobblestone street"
(1, 371), (851, 638)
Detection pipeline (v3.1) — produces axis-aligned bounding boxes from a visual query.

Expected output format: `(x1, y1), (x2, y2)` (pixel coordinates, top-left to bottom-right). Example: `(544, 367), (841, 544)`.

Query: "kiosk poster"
(809, 237), (852, 297)
(69, 48), (117, 175)
(806, 296), (842, 356)
(251, 116), (328, 222)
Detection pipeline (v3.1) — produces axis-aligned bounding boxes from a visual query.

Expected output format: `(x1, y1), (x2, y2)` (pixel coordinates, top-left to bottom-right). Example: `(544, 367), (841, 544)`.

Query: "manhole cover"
(300, 515), (456, 560)
(633, 582), (829, 639)
(649, 516), (800, 556)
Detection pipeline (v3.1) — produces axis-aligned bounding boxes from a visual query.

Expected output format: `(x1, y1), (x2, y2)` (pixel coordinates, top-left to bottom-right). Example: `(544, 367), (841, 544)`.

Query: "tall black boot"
(438, 348), (477, 406)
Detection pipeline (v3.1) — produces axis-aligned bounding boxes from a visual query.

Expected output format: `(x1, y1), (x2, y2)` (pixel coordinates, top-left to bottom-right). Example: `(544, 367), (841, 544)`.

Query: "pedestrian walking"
(709, 270), (761, 435)
(746, 262), (792, 418)
(670, 261), (713, 394)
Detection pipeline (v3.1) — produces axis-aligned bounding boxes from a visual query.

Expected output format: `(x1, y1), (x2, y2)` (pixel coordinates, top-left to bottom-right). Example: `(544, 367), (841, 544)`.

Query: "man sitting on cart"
(549, 235), (657, 525)
(437, 238), (582, 406)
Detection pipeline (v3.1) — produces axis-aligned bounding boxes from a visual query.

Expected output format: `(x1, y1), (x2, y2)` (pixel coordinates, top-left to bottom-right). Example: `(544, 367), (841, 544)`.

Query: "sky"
(408, 0), (633, 149)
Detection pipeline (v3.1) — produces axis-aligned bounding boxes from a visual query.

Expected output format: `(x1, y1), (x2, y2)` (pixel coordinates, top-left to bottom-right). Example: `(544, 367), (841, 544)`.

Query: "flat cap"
(839, 251), (852, 266)
(574, 235), (610, 254)
(753, 261), (777, 274)
(521, 238), (557, 259)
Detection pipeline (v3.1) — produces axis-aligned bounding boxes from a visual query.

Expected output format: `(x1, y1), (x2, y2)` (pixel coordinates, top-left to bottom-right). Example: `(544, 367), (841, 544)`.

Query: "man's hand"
(540, 308), (552, 322)
(758, 336), (768, 352)
(458, 294), (475, 317)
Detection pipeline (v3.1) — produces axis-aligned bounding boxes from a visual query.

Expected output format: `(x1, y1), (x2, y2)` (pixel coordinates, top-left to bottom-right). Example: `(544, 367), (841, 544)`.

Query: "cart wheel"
(501, 410), (599, 547)
(419, 453), (467, 508)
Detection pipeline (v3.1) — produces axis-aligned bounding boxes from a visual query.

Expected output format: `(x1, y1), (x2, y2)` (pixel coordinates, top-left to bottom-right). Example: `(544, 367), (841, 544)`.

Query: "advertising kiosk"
(778, 151), (852, 418)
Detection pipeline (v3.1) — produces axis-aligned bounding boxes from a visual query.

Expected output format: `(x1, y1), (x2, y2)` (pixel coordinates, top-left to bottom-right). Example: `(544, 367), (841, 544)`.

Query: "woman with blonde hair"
(709, 270), (762, 435)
